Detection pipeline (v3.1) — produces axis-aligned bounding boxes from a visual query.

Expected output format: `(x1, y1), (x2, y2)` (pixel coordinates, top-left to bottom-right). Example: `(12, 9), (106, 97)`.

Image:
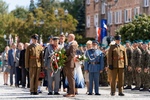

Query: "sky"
(4, 0), (64, 12)
(4, 0), (31, 12)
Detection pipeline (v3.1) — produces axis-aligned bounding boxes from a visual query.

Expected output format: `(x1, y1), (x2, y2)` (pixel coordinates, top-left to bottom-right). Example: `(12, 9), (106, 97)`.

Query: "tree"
(29, 0), (36, 13)
(11, 6), (28, 20)
(117, 14), (150, 42)
(0, 0), (8, 14)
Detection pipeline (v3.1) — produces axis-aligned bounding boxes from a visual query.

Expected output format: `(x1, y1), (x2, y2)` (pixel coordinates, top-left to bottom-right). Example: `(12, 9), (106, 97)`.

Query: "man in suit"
(108, 35), (128, 96)
(19, 43), (30, 88)
(84, 40), (104, 95)
(8, 43), (17, 86)
(25, 34), (43, 95)
(63, 34), (77, 97)
(15, 42), (24, 87)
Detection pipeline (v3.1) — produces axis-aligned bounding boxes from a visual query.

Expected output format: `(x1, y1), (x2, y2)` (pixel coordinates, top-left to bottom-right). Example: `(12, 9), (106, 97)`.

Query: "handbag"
(39, 71), (45, 78)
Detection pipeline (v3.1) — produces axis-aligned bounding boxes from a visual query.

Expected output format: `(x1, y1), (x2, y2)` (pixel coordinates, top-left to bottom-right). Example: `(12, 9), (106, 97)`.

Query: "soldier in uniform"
(108, 35), (127, 96)
(25, 34), (43, 95)
(84, 40), (104, 95)
(131, 40), (142, 90)
(124, 40), (133, 89)
(140, 41), (150, 91)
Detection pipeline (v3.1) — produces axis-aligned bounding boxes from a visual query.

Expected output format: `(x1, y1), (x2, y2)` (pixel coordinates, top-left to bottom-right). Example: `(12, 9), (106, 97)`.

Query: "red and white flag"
(96, 27), (101, 42)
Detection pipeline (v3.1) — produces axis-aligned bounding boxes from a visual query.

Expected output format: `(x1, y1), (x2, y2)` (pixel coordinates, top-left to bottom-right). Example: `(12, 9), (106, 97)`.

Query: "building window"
(144, 0), (149, 7)
(86, 0), (90, 5)
(101, 2), (106, 14)
(115, 10), (122, 24)
(124, 9), (132, 23)
(108, 11), (113, 25)
(86, 15), (90, 28)
(94, 13), (99, 27)
(95, 0), (99, 3)
(134, 7), (140, 16)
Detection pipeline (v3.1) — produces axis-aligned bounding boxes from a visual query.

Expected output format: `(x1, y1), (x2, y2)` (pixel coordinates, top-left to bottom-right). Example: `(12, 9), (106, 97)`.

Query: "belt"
(30, 56), (39, 59)
(113, 57), (124, 60)
(89, 62), (100, 64)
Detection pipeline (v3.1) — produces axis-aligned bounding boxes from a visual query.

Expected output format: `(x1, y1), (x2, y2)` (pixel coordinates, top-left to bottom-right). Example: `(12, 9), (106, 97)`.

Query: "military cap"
(114, 35), (121, 40)
(52, 37), (59, 40)
(138, 40), (143, 43)
(48, 35), (53, 40)
(92, 40), (99, 45)
(125, 40), (130, 43)
(133, 40), (138, 43)
(143, 41), (148, 44)
(79, 44), (83, 47)
(31, 34), (39, 40)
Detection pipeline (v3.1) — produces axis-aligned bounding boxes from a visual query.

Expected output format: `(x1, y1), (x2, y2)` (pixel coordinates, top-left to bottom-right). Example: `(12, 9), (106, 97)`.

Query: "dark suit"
(19, 49), (30, 88)
(8, 49), (16, 85)
(64, 42), (77, 95)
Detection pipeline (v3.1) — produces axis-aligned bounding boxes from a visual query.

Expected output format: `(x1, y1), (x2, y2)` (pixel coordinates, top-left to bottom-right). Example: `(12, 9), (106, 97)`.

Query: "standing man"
(108, 35), (128, 96)
(124, 41), (133, 89)
(19, 43), (30, 88)
(8, 43), (17, 86)
(15, 42), (24, 87)
(63, 34), (77, 97)
(84, 40), (104, 95)
(131, 41), (142, 90)
(25, 34), (43, 95)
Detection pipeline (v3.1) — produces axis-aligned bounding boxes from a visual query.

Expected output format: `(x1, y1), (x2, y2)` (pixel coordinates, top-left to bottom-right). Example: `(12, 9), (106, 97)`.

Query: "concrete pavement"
(0, 72), (150, 100)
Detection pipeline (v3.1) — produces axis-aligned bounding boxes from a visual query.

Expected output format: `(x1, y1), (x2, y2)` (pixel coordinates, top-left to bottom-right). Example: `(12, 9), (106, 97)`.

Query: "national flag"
(103, 22), (108, 29)
(96, 27), (101, 42)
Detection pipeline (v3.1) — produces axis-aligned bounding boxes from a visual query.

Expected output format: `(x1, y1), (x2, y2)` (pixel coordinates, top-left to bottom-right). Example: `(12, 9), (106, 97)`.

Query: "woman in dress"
(2, 46), (10, 85)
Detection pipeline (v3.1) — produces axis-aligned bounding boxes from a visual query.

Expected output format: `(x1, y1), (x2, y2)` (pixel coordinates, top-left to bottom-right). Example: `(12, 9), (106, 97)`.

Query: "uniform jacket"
(19, 49), (26, 68)
(126, 46), (133, 67)
(141, 49), (150, 69)
(25, 43), (43, 68)
(108, 44), (128, 69)
(15, 49), (21, 67)
(84, 49), (104, 72)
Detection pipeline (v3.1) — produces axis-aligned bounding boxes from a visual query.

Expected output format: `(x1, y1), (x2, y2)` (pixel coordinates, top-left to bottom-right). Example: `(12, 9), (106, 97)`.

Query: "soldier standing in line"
(140, 41), (150, 91)
(108, 35), (128, 96)
(131, 40), (142, 90)
(124, 41), (133, 89)
(25, 34), (43, 95)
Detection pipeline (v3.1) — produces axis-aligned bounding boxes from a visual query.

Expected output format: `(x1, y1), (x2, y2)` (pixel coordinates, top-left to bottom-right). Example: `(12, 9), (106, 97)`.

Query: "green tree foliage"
(0, 0), (8, 14)
(117, 14), (150, 42)
(11, 6), (28, 19)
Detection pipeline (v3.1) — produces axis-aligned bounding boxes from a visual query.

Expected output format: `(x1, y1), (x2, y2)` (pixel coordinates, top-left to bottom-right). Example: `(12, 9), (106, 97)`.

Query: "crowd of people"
(1, 33), (150, 97)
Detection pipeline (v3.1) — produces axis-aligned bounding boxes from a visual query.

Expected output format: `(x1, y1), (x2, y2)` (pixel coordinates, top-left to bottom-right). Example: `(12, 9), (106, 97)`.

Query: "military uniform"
(84, 47), (104, 95)
(132, 46), (142, 90)
(25, 43), (43, 94)
(124, 45), (133, 89)
(140, 47), (150, 91)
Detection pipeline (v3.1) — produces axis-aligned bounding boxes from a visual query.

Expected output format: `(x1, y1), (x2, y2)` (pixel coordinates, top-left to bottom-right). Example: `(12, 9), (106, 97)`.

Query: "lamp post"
(3, 34), (10, 46)
(33, 20), (44, 42)
(54, 9), (68, 34)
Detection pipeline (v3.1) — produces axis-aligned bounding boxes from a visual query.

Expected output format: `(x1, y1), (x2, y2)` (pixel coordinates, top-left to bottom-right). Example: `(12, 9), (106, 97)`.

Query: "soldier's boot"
(124, 85), (132, 89)
(131, 87), (140, 90)
(118, 93), (125, 96)
(140, 88), (149, 91)
(140, 84), (143, 88)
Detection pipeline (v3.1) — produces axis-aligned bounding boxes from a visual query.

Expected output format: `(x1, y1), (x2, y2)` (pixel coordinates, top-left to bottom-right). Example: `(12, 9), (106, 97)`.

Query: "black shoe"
(48, 92), (53, 95)
(38, 91), (42, 93)
(10, 84), (13, 86)
(54, 92), (60, 95)
(22, 86), (25, 88)
(119, 93), (125, 96)
(140, 84), (143, 88)
(30, 92), (34, 95)
(88, 93), (92, 95)
(140, 88), (149, 91)
(34, 92), (39, 95)
(132, 87), (140, 90)
(110, 93), (115, 96)
(95, 93), (101, 95)
(75, 92), (78, 95)
(124, 85), (132, 89)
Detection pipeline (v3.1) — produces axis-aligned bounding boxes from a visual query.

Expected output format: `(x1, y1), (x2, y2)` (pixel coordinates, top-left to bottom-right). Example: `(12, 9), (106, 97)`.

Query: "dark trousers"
(59, 70), (66, 89)
(21, 67), (30, 87)
(10, 65), (15, 85)
(15, 67), (22, 86)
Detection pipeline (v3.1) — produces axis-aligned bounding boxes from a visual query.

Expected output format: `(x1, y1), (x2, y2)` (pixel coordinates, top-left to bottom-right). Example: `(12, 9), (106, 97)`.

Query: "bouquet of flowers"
(74, 54), (88, 63)
(50, 48), (66, 76)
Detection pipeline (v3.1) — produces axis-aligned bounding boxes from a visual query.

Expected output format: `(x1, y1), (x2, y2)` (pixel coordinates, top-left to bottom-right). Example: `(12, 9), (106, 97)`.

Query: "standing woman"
(2, 46), (10, 85)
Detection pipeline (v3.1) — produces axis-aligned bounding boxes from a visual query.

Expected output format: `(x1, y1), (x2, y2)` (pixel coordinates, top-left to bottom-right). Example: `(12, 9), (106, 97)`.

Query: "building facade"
(85, 0), (150, 39)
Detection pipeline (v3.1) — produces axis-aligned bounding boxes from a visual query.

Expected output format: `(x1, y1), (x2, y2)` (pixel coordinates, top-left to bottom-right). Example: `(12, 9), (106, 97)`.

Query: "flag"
(103, 22), (108, 29)
(96, 27), (101, 42)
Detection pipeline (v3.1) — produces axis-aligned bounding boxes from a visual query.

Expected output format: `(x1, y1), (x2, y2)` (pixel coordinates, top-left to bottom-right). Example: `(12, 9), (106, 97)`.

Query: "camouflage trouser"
(141, 71), (150, 89)
(133, 68), (141, 88)
(124, 69), (133, 86)
(100, 69), (108, 85)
